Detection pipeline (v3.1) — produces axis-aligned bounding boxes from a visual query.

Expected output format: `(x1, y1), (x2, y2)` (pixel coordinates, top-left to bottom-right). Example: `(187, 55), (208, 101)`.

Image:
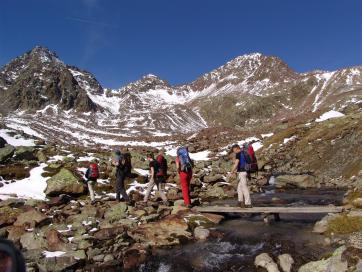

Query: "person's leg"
(115, 170), (121, 201)
(118, 171), (130, 201)
(156, 179), (168, 202)
(144, 177), (155, 202)
(237, 172), (244, 203)
(180, 172), (191, 205)
(239, 172), (251, 205)
(87, 180), (95, 202)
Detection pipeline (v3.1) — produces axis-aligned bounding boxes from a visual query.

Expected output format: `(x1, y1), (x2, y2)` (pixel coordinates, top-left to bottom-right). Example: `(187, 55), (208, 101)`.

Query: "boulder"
(299, 246), (347, 272)
(14, 146), (37, 161)
(313, 214), (339, 234)
(0, 206), (21, 227)
(20, 232), (47, 250)
(200, 185), (227, 199)
(194, 226), (210, 240)
(45, 168), (85, 196)
(128, 215), (191, 247)
(0, 145), (15, 163)
(0, 136), (7, 148)
(255, 253), (280, 272)
(203, 174), (224, 184)
(36, 150), (48, 162)
(45, 229), (70, 251)
(352, 198), (362, 208)
(123, 244), (148, 271)
(93, 226), (125, 241)
(104, 202), (128, 223)
(37, 254), (82, 271)
(14, 209), (48, 228)
(275, 175), (316, 189)
(278, 254), (294, 272)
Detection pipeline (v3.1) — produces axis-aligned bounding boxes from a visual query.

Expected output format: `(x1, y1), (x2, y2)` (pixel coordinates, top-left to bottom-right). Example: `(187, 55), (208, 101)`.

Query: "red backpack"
(156, 154), (168, 177)
(89, 163), (99, 179)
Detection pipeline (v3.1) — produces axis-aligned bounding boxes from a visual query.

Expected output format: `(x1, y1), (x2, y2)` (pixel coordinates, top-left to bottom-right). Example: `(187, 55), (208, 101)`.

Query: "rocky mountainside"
(0, 47), (97, 115)
(0, 46), (362, 146)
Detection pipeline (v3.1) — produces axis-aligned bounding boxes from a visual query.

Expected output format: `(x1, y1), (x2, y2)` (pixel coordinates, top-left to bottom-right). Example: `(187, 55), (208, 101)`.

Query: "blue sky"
(0, 0), (361, 88)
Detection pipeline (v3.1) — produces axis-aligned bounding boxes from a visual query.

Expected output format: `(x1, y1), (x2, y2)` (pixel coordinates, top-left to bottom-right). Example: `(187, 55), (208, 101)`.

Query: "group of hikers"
(84, 143), (258, 208)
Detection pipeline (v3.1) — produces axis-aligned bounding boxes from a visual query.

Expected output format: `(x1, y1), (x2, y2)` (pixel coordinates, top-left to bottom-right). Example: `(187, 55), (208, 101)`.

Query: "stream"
(139, 188), (345, 272)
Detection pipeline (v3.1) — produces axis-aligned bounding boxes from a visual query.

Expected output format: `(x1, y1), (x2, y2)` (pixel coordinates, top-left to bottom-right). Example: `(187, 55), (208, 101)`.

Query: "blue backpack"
(238, 151), (251, 172)
(177, 147), (193, 172)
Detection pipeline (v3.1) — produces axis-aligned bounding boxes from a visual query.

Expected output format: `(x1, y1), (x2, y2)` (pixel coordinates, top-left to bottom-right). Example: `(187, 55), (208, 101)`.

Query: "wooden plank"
(194, 206), (344, 214)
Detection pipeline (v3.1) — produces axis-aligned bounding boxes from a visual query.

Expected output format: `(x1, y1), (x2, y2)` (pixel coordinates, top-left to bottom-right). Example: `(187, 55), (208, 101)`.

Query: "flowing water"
(139, 188), (345, 272)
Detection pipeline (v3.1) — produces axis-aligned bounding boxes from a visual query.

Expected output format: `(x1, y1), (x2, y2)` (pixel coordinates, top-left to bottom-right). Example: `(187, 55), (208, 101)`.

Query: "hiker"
(85, 160), (99, 204)
(144, 152), (168, 205)
(228, 144), (253, 208)
(175, 147), (193, 207)
(112, 149), (132, 202)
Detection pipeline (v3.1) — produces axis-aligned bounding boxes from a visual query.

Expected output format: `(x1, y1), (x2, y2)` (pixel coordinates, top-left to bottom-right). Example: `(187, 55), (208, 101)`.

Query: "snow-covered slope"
(1, 47), (362, 147)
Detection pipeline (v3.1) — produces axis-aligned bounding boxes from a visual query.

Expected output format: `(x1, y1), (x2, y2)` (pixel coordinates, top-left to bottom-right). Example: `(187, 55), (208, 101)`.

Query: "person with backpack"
(143, 152), (168, 205)
(176, 146), (193, 207)
(228, 144), (253, 208)
(112, 149), (132, 203)
(85, 160), (99, 204)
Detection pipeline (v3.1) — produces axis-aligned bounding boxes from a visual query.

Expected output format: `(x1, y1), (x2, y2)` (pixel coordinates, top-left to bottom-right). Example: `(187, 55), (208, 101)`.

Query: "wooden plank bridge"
(194, 206), (344, 214)
(194, 205), (344, 222)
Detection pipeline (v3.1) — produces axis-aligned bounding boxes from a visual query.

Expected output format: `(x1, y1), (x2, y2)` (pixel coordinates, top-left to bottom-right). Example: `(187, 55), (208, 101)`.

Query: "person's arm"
(230, 159), (239, 175)
(150, 165), (155, 180)
(175, 158), (180, 173)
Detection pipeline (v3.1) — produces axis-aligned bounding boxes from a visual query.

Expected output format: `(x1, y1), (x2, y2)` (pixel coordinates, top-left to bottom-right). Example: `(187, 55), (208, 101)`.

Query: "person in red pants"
(176, 147), (193, 207)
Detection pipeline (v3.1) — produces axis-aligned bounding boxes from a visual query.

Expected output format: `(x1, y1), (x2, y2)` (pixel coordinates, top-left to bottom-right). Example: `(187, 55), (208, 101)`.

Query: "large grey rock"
(255, 253), (280, 272)
(14, 210), (48, 228)
(20, 232), (47, 250)
(194, 226), (210, 240)
(104, 202), (128, 223)
(14, 146), (37, 161)
(278, 254), (294, 272)
(45, 168), (85, 196)
(275, 175), (316, 189)
(298, 246), (347, 272)
(0, 145), (15, 163)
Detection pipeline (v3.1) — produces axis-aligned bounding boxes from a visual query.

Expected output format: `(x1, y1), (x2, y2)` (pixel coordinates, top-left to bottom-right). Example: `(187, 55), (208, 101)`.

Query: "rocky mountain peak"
(118, 73), (170, 93)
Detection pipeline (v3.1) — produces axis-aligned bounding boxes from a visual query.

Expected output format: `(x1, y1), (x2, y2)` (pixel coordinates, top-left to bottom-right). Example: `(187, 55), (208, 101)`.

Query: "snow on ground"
(165, 147), (211, 161)
(315, 110), (345, 122)
(261, 133), (274, 138)
(189, 150), (211, 161)
(0, 163), (49, 200)
(0, 129), (35, 146)
(283, 136), (297, 144)
(42, 251), (66, 258)
(6, 122), (44, 139)
(134, 168), (149, 176)
(77, 155), (96, 162)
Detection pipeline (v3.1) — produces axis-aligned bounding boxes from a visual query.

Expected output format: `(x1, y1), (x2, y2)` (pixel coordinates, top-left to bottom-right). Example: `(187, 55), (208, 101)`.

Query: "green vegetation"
(327, 215), (362, 235)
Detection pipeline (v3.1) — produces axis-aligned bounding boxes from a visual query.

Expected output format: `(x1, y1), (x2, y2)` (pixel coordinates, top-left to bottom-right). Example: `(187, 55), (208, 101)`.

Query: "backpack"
(177, 147), (193, 172)
(243, 143), (258, 174)
(87, 163), (99, 179)
(156, 154), (168, 177)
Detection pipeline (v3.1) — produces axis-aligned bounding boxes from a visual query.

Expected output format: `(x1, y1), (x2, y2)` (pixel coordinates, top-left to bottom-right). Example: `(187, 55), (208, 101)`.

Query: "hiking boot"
(91, 200), (96, 205)
(238, 202), (246, 208)
(245, 204), (253, 208)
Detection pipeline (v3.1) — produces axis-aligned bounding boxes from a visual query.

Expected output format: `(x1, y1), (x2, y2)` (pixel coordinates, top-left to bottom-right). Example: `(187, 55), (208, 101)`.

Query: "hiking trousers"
(179, 171), (192, 205)
(237, 172), (251, 205)
(116, 169), (130, 201)
(87, 180), (95, 201)
(144, 177), (167, 202)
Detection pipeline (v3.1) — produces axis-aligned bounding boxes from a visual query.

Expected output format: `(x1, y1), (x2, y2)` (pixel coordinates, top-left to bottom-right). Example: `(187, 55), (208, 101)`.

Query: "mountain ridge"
(0, 46), (361, 146)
